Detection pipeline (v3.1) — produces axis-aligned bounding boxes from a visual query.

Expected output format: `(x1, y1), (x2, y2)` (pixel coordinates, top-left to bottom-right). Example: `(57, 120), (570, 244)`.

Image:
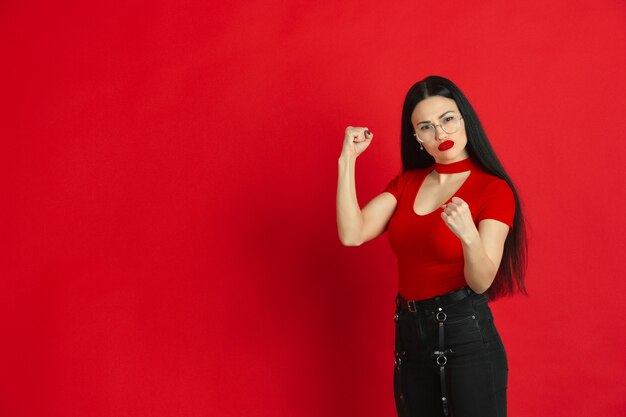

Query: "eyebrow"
(417, 110), (455, 125)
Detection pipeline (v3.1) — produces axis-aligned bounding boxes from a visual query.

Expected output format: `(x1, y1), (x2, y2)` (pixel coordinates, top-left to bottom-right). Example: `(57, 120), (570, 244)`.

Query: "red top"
(384, 158), (515, 300)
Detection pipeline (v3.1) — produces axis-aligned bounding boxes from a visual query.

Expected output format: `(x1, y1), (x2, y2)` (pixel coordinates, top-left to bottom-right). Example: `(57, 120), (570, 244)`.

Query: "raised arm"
(336, 127), (397, 246)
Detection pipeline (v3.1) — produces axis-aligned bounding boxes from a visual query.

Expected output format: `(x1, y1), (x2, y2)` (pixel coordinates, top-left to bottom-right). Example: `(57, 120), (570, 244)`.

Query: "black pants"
(394, 289), (508, 417)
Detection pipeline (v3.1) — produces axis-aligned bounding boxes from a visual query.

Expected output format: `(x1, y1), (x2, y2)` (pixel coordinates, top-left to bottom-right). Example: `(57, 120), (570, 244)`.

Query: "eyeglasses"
(413, 114), (463, 143)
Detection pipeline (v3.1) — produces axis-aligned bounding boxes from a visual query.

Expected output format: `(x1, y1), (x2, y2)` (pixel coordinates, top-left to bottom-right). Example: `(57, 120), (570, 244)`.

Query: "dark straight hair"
(401, 75), (527, 300)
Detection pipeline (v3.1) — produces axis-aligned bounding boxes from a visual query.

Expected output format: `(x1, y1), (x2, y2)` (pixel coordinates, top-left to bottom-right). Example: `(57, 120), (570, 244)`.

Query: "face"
(410, 96), (469, 163)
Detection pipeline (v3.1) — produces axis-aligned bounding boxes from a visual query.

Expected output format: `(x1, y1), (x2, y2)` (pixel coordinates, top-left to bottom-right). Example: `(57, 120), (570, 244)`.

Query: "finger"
(447, 204), (464, 216)
(348, 127), (369, 143)
(450, 198), (471, 214)
(447, 200), (466, 210)
(355, 128), (372, 143)
(441, 211), (453, 225)
(346, 126), (368, 134)
(350, 131), (364, 143)
(450, 196), (467, 205)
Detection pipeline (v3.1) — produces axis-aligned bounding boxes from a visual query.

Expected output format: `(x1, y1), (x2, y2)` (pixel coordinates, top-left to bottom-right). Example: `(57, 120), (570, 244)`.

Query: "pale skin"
(336, 96), (510, 294)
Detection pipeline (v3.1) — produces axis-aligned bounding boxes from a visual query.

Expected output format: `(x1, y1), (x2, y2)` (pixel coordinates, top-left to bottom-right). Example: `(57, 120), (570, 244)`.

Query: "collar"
(433, 157), (477, 174)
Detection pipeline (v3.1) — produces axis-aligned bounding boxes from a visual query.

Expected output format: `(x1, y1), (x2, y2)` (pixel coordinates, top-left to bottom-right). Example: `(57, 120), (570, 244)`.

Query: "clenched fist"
(341, 126), (373, 159)
(441, 196), (480, 243)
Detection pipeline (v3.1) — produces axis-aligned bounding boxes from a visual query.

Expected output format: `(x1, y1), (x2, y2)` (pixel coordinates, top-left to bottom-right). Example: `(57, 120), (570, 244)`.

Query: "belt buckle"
(407, 300), (417, 313)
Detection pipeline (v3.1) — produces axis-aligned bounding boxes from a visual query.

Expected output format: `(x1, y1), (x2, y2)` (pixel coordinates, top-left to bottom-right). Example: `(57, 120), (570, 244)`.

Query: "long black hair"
(401, 75), (527, 300)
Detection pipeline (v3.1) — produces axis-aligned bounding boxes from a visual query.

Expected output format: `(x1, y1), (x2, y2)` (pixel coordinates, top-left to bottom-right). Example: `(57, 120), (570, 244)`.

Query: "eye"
(418, 124), (433, 131)
(443, 116), (455, 123)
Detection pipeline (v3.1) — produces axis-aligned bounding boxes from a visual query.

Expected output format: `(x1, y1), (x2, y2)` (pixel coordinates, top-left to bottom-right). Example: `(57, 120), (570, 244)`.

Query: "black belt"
(397, 286), (472, 313)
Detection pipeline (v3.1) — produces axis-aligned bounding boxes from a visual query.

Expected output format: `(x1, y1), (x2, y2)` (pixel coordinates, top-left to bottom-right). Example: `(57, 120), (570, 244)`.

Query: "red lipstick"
(438, 140), (454, 151)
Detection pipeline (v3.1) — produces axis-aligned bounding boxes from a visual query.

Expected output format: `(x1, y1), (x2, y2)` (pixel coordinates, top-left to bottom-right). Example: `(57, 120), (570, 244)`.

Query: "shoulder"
(394, 167), (433, 186)
(472, 168), (513, 197)
(384, 167), (431, 199)
(472, 169), (516, 227)
(484, 177), (514, 202)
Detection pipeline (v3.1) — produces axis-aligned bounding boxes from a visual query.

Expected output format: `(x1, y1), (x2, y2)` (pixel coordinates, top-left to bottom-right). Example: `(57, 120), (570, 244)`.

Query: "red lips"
(438, 140), (454, 151)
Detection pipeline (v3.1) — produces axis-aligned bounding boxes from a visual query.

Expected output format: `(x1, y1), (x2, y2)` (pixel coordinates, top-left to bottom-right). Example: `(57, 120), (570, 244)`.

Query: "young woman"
(336, 75), (527, 417)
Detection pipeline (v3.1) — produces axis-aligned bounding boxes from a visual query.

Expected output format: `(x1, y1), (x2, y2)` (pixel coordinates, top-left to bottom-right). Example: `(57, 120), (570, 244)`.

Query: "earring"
(413, 133), (423, 150)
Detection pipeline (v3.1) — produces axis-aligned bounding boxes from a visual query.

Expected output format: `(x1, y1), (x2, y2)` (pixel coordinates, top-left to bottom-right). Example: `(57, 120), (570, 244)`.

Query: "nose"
(434, 124), (448, 140)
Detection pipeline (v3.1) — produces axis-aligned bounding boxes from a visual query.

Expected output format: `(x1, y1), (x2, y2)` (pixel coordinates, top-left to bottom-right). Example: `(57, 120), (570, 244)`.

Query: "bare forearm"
(336, 155), (364, 245)
(461, 234), (497, 293)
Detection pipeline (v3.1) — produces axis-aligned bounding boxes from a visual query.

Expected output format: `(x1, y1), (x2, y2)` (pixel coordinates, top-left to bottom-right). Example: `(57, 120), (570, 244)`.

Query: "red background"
(2, 1), (626, 416)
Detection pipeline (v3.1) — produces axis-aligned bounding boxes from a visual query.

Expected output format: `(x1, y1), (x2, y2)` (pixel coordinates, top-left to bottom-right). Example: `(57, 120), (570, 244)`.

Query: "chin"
(433, 148), (468, 163)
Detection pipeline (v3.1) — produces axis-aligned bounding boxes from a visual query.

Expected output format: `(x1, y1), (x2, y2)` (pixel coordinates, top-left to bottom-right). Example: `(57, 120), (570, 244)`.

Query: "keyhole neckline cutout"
(413, 158), (477, 216)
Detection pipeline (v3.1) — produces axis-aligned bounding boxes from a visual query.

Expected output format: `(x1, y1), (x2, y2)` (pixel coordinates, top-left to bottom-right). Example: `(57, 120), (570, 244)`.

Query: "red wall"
(2, 1), (626, 416)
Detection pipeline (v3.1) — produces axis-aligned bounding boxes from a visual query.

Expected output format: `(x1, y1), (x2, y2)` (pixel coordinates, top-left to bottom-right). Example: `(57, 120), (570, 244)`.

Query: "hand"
(441, 196), (479, 244)
(341, 126), (373, 160)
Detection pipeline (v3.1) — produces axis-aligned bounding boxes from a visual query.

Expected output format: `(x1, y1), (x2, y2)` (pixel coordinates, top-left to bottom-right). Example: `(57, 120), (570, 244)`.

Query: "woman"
(336, 75), (527, 417)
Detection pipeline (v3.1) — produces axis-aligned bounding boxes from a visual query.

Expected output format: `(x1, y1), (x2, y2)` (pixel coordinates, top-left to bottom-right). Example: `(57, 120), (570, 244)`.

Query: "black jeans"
(394, 289), (508, 417)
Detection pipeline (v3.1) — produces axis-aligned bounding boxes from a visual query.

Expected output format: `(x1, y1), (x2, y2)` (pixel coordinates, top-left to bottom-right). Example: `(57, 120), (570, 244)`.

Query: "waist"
(396, 265), (467, 301)
(396, 286), (474, 313)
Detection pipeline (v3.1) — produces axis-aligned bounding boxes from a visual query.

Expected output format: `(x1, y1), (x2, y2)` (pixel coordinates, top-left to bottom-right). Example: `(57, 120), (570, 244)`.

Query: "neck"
(433, 157), (476, 175)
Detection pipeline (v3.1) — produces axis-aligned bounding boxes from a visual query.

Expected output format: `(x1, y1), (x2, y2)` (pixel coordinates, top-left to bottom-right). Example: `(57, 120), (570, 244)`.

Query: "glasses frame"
(412, 114), (464, 143)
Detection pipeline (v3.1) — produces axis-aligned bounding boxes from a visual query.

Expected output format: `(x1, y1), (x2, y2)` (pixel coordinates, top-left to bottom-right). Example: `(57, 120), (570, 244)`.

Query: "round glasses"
(413, 114), (463, 143)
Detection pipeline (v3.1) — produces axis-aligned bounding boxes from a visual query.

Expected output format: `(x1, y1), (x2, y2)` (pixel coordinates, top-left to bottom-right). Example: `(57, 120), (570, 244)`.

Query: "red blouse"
(384, 158), (515, 301)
